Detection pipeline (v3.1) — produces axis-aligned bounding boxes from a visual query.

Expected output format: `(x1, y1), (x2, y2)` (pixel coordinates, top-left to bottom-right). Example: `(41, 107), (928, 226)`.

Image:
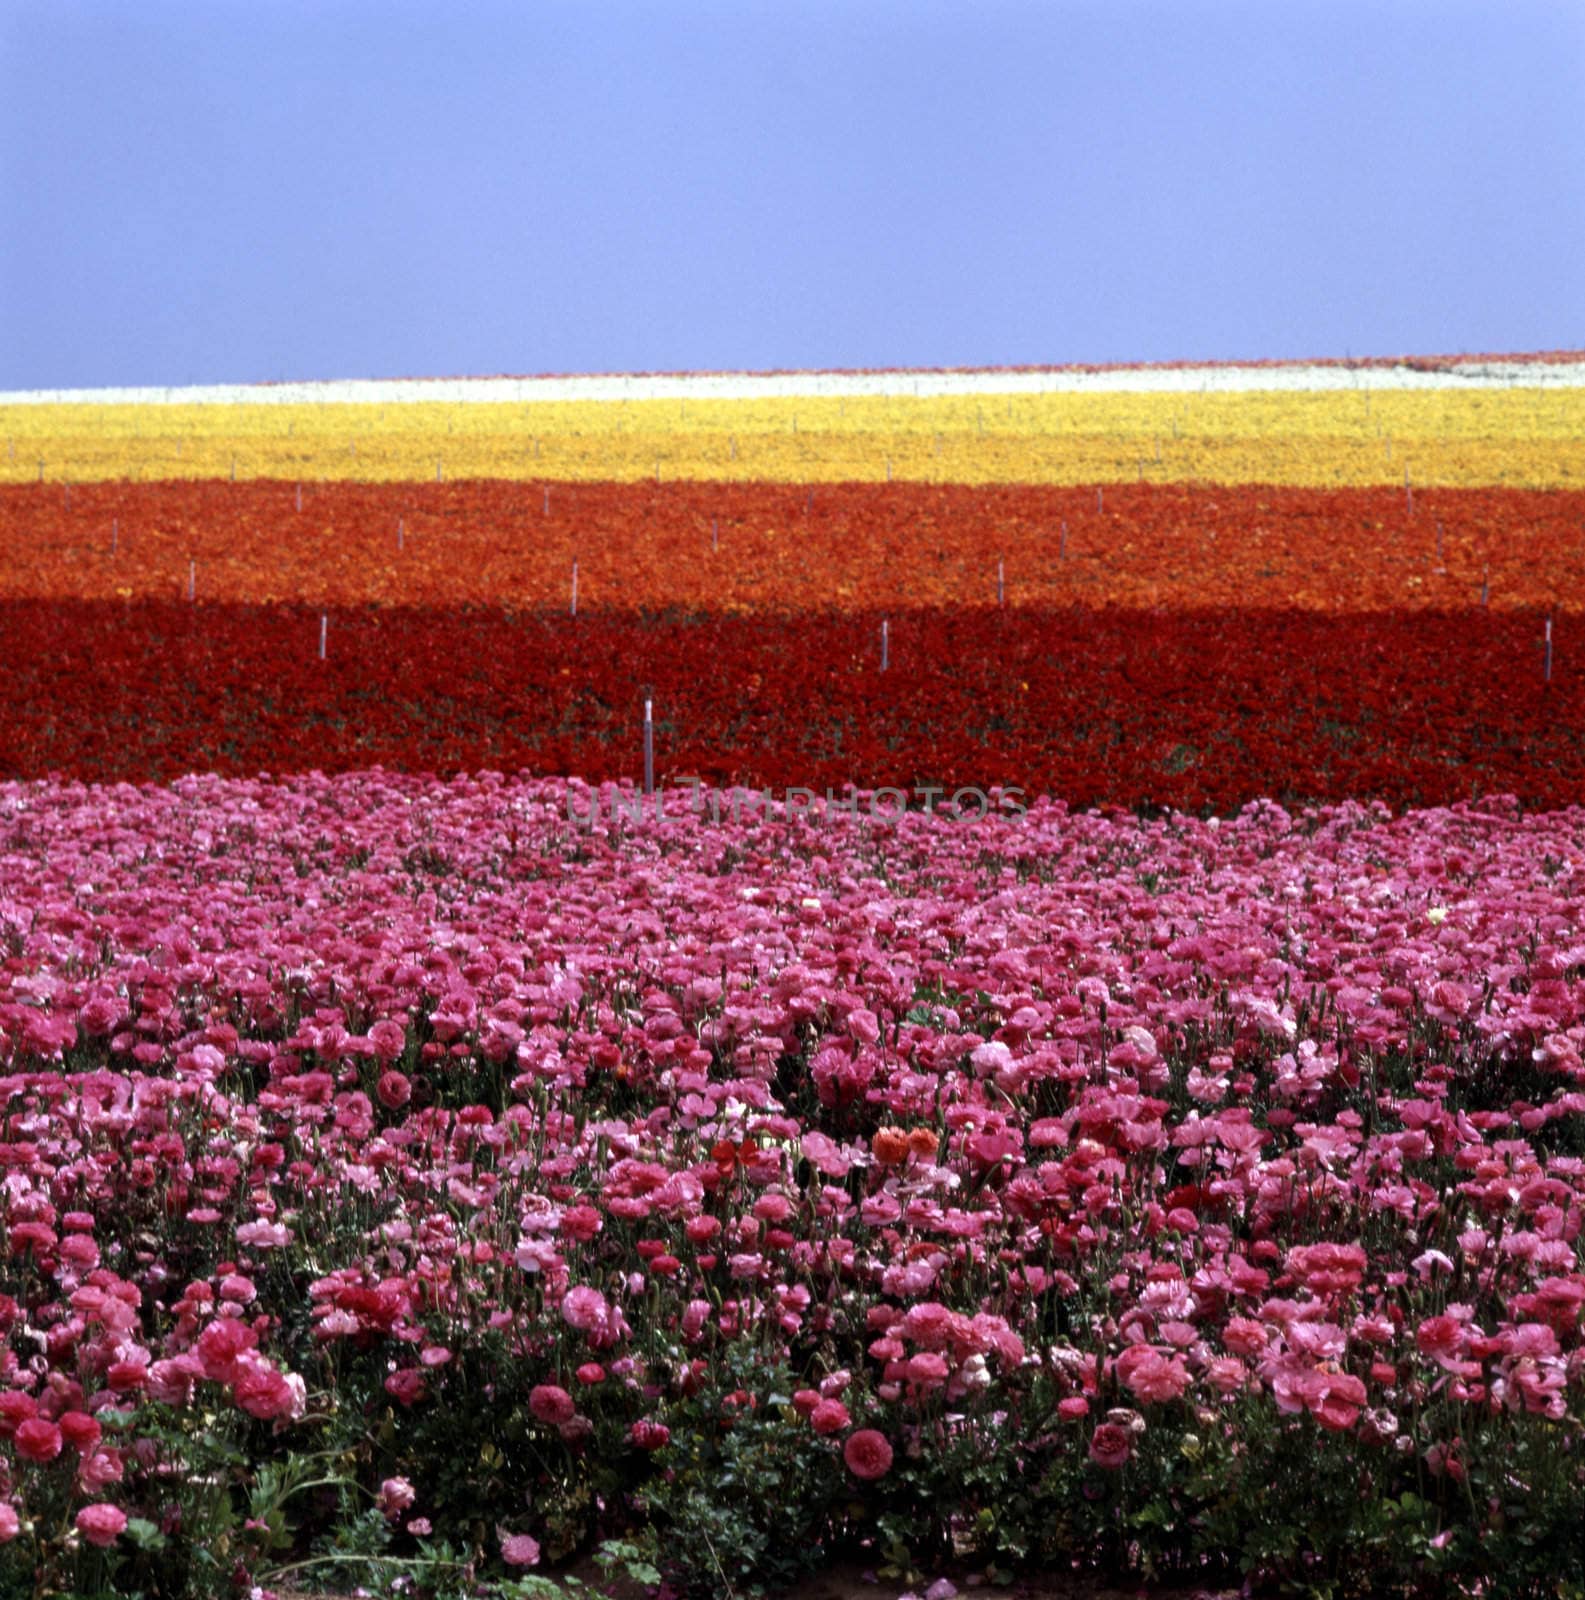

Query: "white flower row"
(3, 356), (1583, 406)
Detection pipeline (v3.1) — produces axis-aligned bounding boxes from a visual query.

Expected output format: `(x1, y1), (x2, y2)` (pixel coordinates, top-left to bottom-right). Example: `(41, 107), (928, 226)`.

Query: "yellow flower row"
(3, 386), (1582, 487)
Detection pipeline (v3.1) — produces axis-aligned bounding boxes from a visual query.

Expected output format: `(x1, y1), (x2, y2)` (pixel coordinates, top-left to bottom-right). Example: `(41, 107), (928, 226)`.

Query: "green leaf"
(124, 1517), (168, 1554)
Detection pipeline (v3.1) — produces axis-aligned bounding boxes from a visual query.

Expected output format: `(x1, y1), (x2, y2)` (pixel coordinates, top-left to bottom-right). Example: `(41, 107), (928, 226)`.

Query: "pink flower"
(58, 1411), (102, 1454)
(14, 1418), (62, 1463)
(75, 1503), (127, 1547)
(1206, 1356), (1247, 1396)
(904, 1352), (949, 1387)
(219, 1273), (258, 1305)
(232, 1355), (300, 1420)
(0, 1391), (38, 1437)
(1118, 1348), (1190, 1404)
(147, 1354), (205, 1406)
(1058, 1396), (1091, 1420)
(558, 1414), (595, 1445)
(235, 1220), (290, 1249)
(499, 1530), (541, 1566)
(1088, 1423), (1132, 1470)
(369, 1019), (408, 1064)
(1415, 1315), (1467, 1370)
(559, 1205), (603, 1242)
(843, 1429), (893, 1480)
(107, 1358), (149, 1393)
(0, 1503), (19, 1543)
(528, 1384), (576, 1425)
(629, 1419), (670, 1451)
(78, 1450), (124, 1493)
(810, 1399), (850, 1435)
(196, 1316), (257, 1382)
(407, 1516), (432, 1537)
(1222, 1317), (1269, 1356)
(377, 1071), (412, 1110)
(385, 1368), (427, 1407)
(560, 1286), (609, 1333)
(1307, 1370), (1368, 1432)
(378, 1477), (416, 1519)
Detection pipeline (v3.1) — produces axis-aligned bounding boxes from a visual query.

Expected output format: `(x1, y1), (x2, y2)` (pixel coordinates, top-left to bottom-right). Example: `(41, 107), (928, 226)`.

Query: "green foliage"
(634, 1350), (842, 1597)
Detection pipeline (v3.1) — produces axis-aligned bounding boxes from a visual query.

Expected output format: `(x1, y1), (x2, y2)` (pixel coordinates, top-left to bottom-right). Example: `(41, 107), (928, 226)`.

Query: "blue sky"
(2, 0), (1582, 386)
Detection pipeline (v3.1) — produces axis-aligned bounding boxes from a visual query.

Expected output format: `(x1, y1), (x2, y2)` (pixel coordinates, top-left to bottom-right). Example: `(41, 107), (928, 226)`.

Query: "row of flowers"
(5, 385), (1583, 487)
(0, 599), (1578, 810)
(0, 774), (1582, 1591)
(3, 481), (1581, 611)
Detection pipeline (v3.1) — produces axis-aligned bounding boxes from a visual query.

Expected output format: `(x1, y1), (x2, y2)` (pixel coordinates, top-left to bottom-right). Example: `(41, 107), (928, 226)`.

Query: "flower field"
(1, 359), (1584, 1599)
(7, 378), (1585, 488)
(4, 479), (1585, 611)
(4, 600), (1585, 813)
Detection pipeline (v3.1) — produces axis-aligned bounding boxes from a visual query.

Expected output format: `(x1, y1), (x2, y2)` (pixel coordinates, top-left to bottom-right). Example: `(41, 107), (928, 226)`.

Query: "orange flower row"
(2, 479), (1579, 612)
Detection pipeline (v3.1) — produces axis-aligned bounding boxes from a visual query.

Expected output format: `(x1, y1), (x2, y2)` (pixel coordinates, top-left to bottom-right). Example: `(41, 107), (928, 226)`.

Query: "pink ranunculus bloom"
(234, 1220), (291, 1250)
(1222, 1317), (1269, 1356)
(684, 1215), (721, 1244)
(810, 1399), (851, 1435)
(219, 1273), (258, 1305)
(196, 1316), (257, 1382)
(107, 1358), (149, 1393)
(898, 1301), (957, 1350)
(75, 1503), (127, 1547)
(560, 1286), (609, 1333)
(14, 1418), (62, 1463)
(681, 1299), (711, 1343)
(0, 1503), (20, 1542)
(629, 1419), (670, 1451)
(231, 1352), (300, 1420)
(499, 1530), (541, 1567)
(1119, 1349), (1191, 1404)
(407, 1516), (432, 1537)
(78, 1449), (125, 1493)
(528, 1384), (576, 1425)
(843, 1428), (893, 1480)
(369, 1019), (409, 1064)
(904, 1352), (950, 1387)
(1415, 1315), (1466, 1369)
(0, 1391), (38, 1436)
(1088, 1422), (1133, 1470)
(58, 1411), (102, 1454)
(1206, 1356), (1248, 1396)
(1306, 1370), (1368, 1432)
(147, 1354), (205, 1407)
(377, 1071), (412, 1110)
(378, 1477), (416, 1518)
(59, 1234), (100, 1269)
(558, 1414), (595, 1445)
(1058, 1396), (1091, 1420)
(384, 1368), (427, 1407)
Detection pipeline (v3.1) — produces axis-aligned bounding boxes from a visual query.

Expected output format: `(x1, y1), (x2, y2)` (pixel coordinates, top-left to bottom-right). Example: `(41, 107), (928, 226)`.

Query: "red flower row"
(2, 600), (1577, 810)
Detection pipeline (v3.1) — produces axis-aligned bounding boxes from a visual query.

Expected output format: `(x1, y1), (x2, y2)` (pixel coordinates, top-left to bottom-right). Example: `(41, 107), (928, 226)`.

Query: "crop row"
(3, 481), (1583, 612)
(0, 600), (1577, 810)
(5, 385), (1584, 486)
(1, 773), (1582, 1594)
